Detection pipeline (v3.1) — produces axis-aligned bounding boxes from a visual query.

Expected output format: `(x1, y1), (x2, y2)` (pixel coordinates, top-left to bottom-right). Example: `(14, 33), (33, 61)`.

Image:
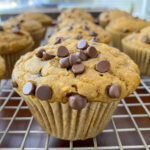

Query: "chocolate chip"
(23, 82), (36, 95)
(69, 94), (87, 110)
(54, 37), (64, 45)
(57, 46), (69, 57)
(13, 26), (20, 34)
(69, 54), (81, 66)
(12, 81), (18, 88)
(36, 49), (45, 58)
(72, 64), (85, 74)
(96, 60), (110, 73)
(83, 25), (89, 30)
(67, 25), (73, 30)
(36, 85), (53, 100)
(20, 19), (25, 23)
(76, 51), (88, 61)
(0, 26), (4, 31)
(59, 57), (70, 68)
(35, 71), (42, 77)
(77, 34), (82, 40)
(86, 46), (98, 58)
(77, 40), (88, 50)
(90, 37), (99, 42)
(135, 29), (140, 33)
(123, 28), (129, 33)
(141, 35), (150, 44)
(90, 32), (98, 37)
(42, 52), (55, 61)
(107, 84), (121, 98)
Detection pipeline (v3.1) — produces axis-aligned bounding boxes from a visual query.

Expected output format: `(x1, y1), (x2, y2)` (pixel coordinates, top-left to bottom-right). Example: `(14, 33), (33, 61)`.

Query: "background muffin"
(0, 55), (6, 80)
(106, 16), (150, 50)
(99, 9), (130, 28)
(3, 17), (45, 48)
(49, 21), (111, 45)
(12, 39), (140, 140)
(0, 26), (34, 78)
(122, 26), (150, 76)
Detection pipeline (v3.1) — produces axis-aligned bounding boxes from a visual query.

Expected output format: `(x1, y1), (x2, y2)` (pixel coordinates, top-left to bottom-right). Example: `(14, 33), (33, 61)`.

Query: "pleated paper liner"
(22, 94), (119, 141)
(2, 42), (34, 79)
(122, 43), (150, 76)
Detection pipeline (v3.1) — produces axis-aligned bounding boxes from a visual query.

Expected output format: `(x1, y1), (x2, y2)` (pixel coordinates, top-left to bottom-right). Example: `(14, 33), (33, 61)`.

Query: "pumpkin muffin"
(12, 39), (140, 140)
(49, 21), (111, 45)
(18, 12), (52, 27)
(106, 16), (150, 50)
(3, 17), (45, 48)
(122, 26), (150, 76)
(0, 55), (6, 81)
(57, 8), (94, 23)
(0, 26), (34, 78)
(99, 9), (130, 28)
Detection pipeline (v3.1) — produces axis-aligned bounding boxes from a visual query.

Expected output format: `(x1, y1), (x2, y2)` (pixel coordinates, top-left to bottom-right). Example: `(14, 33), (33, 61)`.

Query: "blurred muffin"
(18, 12), (52, 27)
(12, 39), (140, 140)
(49, 21), (111, 45)
(122, 26), (150, 76)
(99, 9), (130, 28)
(0, 55), (6, 80)
(0, 26), (34, 78)
(3, 17), (45, 48)
(106, 16), (150, 50)
(57, 8), (94, 23)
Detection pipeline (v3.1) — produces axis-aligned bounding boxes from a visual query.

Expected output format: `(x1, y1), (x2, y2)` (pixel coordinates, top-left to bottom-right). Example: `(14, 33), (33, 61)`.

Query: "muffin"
(0, 56), (6, 81)
(18, 12), (52, 27)
(0, 26), (34, 78)
(12, 39), (140, 140)
(106, 16), (150, 50)
(122, 26), (150, 76)
(57, 8), (94, 23)
(99, 9), (130, 28)
(49, 21), (112, 45)
(3, 17), (45, 48)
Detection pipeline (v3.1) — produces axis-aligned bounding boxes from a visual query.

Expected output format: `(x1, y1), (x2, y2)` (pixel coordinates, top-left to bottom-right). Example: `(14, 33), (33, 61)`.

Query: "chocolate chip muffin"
(3, 17), (45, 48)
(49, 21), (111, 45)
(0, 55), (6, 80)
(122, 26), (150, 76)
(106, 16), (150, 50)
(57, 8), (94, 23)
(18, 12), (52, 27)
(0, 26), (34, 78)
(12, 39), (140, 140)
(99, 9), (130, 28)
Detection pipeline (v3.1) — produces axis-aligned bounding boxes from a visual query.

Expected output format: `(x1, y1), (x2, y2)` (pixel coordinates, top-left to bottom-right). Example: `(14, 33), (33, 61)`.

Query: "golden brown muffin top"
(99, 9), (130, 27)
(12, 39), (140, 104)
(0, 26), (34, 55)
(106, 16), (150, 33)
(3, 17), (44, 33)
(18, 12), (52, 26)
(0, 55), (6, 79)
(49, 21), (111, 45)
(122, 26), (150, 49)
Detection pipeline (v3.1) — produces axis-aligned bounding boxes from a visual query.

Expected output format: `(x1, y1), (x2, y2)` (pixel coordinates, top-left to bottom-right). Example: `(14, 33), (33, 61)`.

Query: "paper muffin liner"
(31, 27), (46, 48)
(2, 43), (34, 79)
(106, 27), (128, 51)
(22, 94), (119, 141)
(122, 43), (150, 76)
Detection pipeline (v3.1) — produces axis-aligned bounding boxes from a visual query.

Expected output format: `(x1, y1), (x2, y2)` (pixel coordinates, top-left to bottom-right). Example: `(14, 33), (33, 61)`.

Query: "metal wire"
(0, 77), (150, 149)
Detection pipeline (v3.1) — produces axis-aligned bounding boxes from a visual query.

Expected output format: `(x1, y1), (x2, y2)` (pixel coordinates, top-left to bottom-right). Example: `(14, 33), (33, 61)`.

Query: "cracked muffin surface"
(12, 39), (140, 103)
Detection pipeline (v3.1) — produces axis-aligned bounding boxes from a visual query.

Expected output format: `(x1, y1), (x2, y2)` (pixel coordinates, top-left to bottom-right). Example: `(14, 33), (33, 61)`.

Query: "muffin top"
(12, 39), (140, 105)
(106, 16), (150, 33)
(0, 56), (6, 79)
(122, 26), (150, 49)
(18, 12), (52, 26)
(99, 9), (130, 27)
(3, 17), (44, 33)
(49, 21), (111, 44)
(0, 26), (34, 55)
(58, 8), (94, 23)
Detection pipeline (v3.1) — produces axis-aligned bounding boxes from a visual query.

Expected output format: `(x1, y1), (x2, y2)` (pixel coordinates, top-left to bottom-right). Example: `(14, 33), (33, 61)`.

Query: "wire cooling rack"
(0, 77), (150, 150)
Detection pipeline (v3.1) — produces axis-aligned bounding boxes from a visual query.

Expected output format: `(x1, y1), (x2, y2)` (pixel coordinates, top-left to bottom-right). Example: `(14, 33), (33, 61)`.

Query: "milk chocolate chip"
(59, 57), (70, 68)
(54, 37), (64, 45)
(12, 80), (18, 88)
(69, 54), (81, 66)
(23, 82), (36, 95)
(86, 46), (98, 58)
(90, 32), (98, 37)
(36, 49), (45, 58)
(76, 51), (88, 61)
(141, 35), (150, 44)
(72, 64), (85, 74)
(107, 84), (121, 98)
(77, 40), (88, 50)
(42, 52), (55, 61)
(96, 60), (110, 73)
(57, 46), (69, 57)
